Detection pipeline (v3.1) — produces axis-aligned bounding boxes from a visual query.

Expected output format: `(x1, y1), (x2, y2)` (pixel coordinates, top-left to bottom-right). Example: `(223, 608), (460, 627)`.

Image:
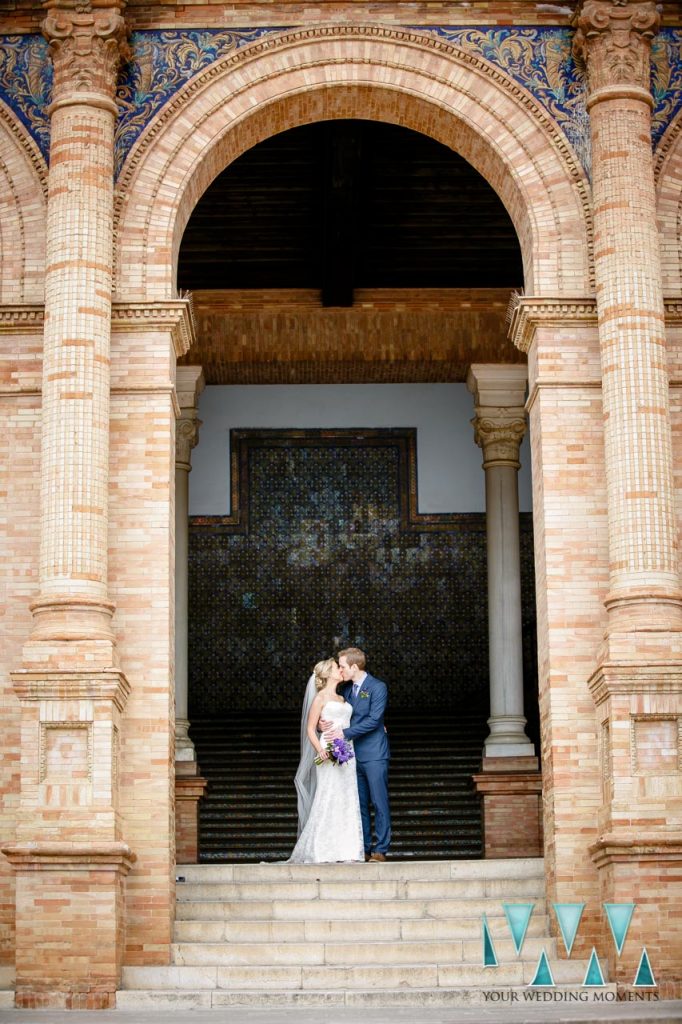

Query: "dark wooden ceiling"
(178, 120), (524, 303)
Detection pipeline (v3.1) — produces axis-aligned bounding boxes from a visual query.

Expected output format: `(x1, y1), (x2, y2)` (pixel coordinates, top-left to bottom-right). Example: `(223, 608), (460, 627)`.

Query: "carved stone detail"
(42, 1), (129, 105)
(573, 0), (660, 97)
(176, 414), (202, 469)
(472, 412), (526, 469)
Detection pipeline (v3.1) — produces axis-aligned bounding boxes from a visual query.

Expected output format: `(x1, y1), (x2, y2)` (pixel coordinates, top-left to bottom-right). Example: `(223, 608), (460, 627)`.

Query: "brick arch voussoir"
(655, 114), (682, 297)
(0, 102), (47, 303)
(114, 28), (593, 302)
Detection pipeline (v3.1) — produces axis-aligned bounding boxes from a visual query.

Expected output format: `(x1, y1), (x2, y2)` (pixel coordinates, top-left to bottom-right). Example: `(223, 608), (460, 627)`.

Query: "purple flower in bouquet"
(331, 737), (354, 764)
(315, 737), (355, 766)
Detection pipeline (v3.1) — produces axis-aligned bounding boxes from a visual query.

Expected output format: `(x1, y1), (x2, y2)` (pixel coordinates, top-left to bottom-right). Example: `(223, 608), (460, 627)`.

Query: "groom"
(321, 647), (391, 862)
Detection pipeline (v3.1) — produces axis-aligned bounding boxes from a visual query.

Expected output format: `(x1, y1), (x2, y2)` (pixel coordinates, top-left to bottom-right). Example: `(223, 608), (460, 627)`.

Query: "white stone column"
(468, 364), (534, 758)
(175, 367), (204, 762)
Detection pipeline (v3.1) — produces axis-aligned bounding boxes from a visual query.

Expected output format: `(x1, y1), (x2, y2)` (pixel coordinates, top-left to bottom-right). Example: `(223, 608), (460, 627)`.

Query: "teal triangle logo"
(604, 903), (635, 956)
(482, 914), (498, 967)
(553, 903), (584, 956)
(582, 948), (606, 986)
(633, 948), (656, 987)
(503, 902), (534, 955)
(529, 949), (555, 987)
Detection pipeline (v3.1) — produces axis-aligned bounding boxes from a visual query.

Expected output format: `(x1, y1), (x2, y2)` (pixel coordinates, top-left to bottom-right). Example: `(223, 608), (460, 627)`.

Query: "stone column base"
(1, 842), (135, 1009)
(473, 757), (542, 858)
(590, 833), (682, 999)
(175, 765), (208, 864)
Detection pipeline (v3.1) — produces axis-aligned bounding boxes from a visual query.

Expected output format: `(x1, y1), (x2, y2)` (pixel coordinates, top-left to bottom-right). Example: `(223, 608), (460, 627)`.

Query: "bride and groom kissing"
(289, 648), (391, 864)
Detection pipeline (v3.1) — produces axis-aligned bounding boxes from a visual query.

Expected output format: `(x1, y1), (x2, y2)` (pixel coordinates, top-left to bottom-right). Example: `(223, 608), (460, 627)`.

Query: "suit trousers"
(356, 758), (391, 854)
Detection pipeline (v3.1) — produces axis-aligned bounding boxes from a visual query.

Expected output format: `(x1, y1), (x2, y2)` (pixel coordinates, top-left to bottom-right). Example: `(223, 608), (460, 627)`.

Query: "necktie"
(353, 684), (360, 698)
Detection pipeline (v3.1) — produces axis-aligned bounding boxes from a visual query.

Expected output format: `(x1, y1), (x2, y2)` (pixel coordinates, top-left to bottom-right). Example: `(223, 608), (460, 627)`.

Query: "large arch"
(0, 101), (47, 304)
(655, 113), (682, 298)
(114, 27), (593, 301)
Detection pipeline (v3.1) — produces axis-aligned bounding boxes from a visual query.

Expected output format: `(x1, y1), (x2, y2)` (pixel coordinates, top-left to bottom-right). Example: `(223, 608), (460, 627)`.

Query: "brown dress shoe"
(369, 852), (387, 862)
(364, 853), (371, 862)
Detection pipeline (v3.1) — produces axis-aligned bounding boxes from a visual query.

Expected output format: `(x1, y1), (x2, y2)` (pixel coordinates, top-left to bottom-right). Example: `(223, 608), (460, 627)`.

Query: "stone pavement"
(1, 1001), (682, 1024)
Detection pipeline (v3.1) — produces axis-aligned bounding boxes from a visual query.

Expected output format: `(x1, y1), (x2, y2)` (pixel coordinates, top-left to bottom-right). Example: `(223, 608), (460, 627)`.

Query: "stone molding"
(11, 669), (131, 713)
(573, 0), (660, 102)
(1, 840), (136, 872)
(589, 832), (682, 868)
(588, 661), (682, 706)
(508, 295), (599, 352)
(42, 0), (130, 112)
(111, 300), (196, 357)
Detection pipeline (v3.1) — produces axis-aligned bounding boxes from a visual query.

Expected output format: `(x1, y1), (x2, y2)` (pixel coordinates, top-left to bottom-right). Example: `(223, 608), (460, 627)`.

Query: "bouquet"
(315, 737), (355, 766)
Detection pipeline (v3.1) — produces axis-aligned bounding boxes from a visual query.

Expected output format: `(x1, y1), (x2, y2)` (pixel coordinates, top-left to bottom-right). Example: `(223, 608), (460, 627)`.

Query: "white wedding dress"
(288, 700), (365, 863)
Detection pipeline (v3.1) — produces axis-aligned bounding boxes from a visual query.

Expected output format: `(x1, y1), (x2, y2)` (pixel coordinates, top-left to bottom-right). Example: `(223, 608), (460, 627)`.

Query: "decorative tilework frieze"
(2, 27), (680, 180)
(413, 27), (590, 172)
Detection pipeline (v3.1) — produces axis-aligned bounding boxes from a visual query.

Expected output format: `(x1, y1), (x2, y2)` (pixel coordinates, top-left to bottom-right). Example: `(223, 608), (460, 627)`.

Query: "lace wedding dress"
(288, 700), (365, 863)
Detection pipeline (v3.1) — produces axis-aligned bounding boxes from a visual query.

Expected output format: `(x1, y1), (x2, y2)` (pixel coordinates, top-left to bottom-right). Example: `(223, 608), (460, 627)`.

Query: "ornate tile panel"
(188, 430), (537, 715)
(1, 27), (680, 179)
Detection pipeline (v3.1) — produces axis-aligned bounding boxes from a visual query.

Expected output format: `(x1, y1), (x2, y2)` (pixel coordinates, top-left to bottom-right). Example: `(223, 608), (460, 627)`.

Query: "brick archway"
(114, 27), (593, 301)
(0, 101), (47, 303)
(655, 114), (682, 297)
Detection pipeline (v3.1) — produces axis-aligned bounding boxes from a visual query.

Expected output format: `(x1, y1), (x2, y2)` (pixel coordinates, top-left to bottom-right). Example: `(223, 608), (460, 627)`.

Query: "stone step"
(116, 985), (618, 1010)
(197, 848), (485, 862)
(170, 936), (558, 967)
(177, 877), (545, 902)
(176, 897), (548, 921)
(121, 959), (591, 991)
(177, 858), (544, 882)
(174, 913), (551, 943)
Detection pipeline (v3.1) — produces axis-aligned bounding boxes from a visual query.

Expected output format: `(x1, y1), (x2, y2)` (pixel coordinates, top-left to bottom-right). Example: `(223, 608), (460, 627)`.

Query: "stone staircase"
(191, 710), (487, 861)
(117, 858), (611, 1008)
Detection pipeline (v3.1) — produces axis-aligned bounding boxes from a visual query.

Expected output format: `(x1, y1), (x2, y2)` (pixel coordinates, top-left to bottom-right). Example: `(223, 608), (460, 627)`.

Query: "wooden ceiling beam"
(321, 121), (364, 307)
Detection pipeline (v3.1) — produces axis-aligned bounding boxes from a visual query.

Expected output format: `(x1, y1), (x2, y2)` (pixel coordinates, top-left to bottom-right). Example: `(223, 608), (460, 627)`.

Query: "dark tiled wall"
(188, 436), (537, 723)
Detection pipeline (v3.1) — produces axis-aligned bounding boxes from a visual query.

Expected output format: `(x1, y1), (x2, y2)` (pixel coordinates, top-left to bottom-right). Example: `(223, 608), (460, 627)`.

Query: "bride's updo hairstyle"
(313, 658), (337, 691)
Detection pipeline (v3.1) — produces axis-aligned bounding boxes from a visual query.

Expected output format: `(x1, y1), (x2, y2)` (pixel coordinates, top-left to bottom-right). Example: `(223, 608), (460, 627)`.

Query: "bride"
(288, 658), (365, 863)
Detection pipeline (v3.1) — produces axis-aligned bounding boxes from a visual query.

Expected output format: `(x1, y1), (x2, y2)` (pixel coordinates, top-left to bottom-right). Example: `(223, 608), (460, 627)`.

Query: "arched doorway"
(175, 118), (538, 860)
(111, 23), (593, 921)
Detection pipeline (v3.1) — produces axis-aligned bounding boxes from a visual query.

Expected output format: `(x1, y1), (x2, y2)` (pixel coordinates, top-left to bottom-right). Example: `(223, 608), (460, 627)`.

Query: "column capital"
(572, 0), (660, 105)
(175, 366), (205, 470)
(467, 364), (527, 469)
(42, 0), (129, 114)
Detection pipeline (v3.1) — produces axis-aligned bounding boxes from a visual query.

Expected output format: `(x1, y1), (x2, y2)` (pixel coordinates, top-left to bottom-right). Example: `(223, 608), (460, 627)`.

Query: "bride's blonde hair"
(313, 658), (337, 692)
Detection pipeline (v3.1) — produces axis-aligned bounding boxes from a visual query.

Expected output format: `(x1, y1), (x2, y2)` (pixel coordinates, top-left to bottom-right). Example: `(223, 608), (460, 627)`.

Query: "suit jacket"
(341, 673), (390, 762)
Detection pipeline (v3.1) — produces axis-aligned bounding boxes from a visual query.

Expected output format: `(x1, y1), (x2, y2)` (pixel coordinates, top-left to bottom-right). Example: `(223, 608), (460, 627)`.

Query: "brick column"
(575, 1), (682, 632)
(1, 2), (134, 1009)
(574, 2), (682, 994)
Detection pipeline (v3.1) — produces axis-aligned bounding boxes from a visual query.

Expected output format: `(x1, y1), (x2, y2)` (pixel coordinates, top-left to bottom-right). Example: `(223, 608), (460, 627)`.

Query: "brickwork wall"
(524, 319), (608, 957)
(0, 1), (681, 998)
(3, 1), (682, 33)
(110, 324), (178, 964)
(0, 329), (42, 967)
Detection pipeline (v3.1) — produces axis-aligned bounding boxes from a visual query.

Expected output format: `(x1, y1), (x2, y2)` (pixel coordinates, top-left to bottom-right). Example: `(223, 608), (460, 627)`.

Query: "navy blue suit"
(342, 673), (391, 855)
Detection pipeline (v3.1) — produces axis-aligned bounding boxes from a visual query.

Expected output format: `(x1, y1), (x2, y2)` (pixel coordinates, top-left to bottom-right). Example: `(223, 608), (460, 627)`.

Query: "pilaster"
(174, 366), (204, 763)
(2, 2), (133, 1009)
